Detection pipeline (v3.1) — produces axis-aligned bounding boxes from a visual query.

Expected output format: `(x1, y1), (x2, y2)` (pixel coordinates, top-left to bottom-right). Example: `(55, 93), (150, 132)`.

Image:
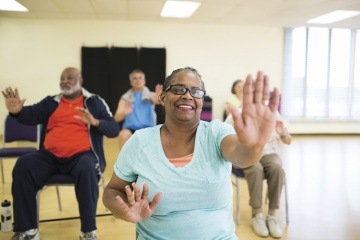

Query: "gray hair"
(162, 67), (206, 92)
(129, 69), (145, 81)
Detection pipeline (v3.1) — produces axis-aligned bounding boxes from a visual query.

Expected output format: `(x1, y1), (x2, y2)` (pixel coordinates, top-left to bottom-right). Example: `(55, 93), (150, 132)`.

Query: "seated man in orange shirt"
(2, 67), (119, 240)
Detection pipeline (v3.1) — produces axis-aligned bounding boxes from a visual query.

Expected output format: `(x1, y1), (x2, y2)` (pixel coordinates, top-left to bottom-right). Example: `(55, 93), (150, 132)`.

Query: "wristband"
(280, 134), (289, 139)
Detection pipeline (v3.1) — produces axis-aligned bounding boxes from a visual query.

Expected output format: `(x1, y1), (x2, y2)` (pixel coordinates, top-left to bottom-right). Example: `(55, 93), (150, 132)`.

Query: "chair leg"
(235, 177), (240, 226)
(36, 190), (40, 227)
(56, 186), (62, 211)
(284, 178), (289, 223)
(1, 159), (4, 184)
(99, 174), (109, 211)
(265, 185), (269, 204)
(99, 174), (106, 190)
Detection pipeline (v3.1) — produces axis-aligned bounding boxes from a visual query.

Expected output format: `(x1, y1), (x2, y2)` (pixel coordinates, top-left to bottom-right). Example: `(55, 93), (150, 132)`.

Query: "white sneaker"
(251, 213), (269, 237)
(10, 229), (40, 240)
(266, 215), (282, 238)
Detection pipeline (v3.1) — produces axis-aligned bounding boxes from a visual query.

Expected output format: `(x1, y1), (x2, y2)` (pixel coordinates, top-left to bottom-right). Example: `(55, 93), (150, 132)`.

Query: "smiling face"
(160, 68), (205, 125)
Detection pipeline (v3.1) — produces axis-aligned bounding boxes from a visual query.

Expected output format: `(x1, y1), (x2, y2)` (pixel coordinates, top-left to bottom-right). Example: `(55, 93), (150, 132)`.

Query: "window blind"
(282, 27), (360, 121)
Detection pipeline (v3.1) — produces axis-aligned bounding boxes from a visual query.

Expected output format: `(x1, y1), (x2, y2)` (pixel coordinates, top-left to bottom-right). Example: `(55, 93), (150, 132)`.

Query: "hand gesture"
(152, 84), (163, 105)
(229, 71), (279, 149)
(1, 87), (26, 115)
(74, 107), (99, 127)
(155, 84), (163, 97)
(124, 100), (134, 116)
(275, 120), (287, 136)
(116, 182), (162, 223)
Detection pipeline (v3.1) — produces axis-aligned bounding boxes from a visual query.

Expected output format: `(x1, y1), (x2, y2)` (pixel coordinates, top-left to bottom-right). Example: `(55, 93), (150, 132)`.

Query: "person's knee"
(271, 164), (283, 173)
(267, 157), (283, 173)
(79, 160), (98, 176)
(118, 129), (133, 141)
(12, 155), (32, 175)
(118, 129), (133, 149)
(72, 154), (98, 178)
(244, 163), (263, 175)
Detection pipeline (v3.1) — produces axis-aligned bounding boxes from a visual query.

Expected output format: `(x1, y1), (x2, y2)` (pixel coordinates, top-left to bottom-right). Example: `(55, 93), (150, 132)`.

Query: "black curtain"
(139, 47), (166, 124)
(81, 47), (110, 106)
(109, 47), (138, 115)
(81, 46), (166, 124)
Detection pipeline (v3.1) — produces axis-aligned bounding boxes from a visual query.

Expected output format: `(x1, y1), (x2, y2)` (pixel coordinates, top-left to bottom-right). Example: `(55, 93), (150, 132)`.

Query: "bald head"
(62, 67), (82, 78)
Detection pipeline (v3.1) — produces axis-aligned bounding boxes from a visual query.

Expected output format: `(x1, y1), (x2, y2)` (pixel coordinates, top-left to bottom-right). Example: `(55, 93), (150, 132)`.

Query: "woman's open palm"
(230, 71), (279, 149)
(115, 182), (162, 223)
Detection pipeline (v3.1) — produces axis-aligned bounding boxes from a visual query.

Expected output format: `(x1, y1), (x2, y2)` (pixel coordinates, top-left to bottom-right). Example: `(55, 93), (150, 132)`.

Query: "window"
(282, 27), (360, 121)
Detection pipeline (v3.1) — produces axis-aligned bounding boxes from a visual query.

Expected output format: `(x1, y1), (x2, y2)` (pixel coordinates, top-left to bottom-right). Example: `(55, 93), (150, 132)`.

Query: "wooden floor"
(1, 135), (360, 240)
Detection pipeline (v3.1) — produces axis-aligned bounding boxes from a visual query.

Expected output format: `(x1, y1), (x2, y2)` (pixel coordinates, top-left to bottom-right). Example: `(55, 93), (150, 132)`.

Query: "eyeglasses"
(164, 85), (206, 99)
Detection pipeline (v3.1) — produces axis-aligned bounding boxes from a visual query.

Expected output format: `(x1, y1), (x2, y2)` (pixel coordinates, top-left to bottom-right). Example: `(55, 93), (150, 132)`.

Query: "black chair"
(232, 166), (289, 226)
(0, 114), (39, 183)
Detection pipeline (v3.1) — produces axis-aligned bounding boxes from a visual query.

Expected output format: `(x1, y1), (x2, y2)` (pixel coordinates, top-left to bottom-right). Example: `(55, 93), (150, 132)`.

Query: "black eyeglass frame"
(164, 85), (206, 99)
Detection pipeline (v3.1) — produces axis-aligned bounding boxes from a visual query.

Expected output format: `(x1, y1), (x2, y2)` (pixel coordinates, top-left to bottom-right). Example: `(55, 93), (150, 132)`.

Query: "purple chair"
(269, 91), (281, 113)
(232, 166), (289, 226)
(0, 115), (39, 183)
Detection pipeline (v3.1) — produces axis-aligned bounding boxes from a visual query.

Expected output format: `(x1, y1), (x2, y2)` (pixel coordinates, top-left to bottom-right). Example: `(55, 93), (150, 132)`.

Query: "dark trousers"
(12, 150), (99, 233)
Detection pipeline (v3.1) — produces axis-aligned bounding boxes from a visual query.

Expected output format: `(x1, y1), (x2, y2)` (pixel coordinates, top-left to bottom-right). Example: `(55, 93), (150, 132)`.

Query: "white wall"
(0, 18), (283, 131)
(1, 18), (358, 134)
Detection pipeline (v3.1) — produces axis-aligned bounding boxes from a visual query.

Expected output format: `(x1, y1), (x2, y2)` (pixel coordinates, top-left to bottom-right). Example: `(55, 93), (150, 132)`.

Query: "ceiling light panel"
(0, 0), (28, 12)
(308, 10), (360, 24)
(161, 1), (201, 18)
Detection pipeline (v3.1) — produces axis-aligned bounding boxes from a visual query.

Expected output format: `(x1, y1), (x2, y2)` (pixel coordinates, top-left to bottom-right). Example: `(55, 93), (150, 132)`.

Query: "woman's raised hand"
(115, 182), (162, 223)
(229, 71), (279, 149)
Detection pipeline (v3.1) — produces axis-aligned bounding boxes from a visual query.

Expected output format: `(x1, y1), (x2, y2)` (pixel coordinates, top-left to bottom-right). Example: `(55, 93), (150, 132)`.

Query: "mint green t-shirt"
(114, 119), (238, 240)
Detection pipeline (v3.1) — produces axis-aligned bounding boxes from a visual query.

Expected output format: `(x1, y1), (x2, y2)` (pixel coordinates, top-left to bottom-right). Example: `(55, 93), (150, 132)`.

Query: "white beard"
(61, 81), (82, 96)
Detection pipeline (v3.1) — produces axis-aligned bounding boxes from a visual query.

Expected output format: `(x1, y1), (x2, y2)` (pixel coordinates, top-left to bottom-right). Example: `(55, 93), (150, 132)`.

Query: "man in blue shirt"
(114, 69), (162, 150)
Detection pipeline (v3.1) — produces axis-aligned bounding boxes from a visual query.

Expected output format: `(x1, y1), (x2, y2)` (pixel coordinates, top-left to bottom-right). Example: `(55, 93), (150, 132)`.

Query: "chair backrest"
(3, 114), (38, 144)
(200, 95), (213, 122)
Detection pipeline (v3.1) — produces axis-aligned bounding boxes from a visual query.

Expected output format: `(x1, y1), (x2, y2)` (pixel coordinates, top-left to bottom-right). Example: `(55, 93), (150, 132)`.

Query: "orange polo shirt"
(44, 95), (91, 158)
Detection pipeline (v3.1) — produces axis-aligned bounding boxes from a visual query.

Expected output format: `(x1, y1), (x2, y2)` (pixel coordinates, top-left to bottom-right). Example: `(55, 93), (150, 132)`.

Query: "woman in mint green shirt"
(103, 67), (280, 240)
